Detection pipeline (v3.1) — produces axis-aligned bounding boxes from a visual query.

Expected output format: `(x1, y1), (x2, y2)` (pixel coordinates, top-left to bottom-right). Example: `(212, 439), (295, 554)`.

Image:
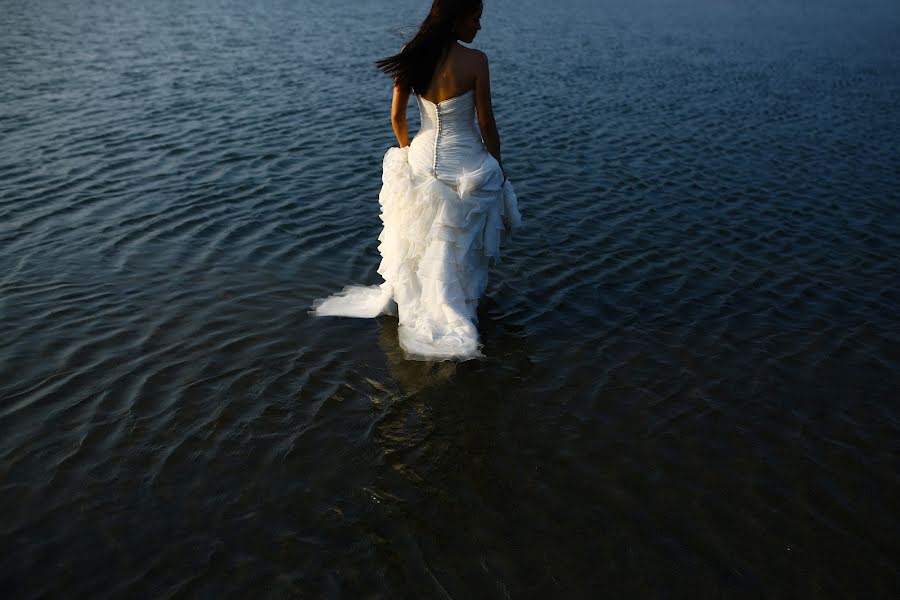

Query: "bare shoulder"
(452, 46), (488, 81)
(448, 44), (482, 63)
(459, 46), (487, 66)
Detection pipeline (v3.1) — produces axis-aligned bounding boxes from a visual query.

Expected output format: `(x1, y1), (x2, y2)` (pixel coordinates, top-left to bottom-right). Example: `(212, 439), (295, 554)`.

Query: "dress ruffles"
(311, 146), (521, 361)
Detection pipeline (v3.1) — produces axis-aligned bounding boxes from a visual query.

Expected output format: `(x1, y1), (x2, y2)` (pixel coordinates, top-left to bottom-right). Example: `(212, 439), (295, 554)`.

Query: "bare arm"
(473, 51), (505, 179)
(390, 83), (411, 148)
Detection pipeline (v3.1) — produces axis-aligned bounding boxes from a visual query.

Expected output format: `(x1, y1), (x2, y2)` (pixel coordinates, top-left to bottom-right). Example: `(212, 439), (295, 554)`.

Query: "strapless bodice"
(408, 89), (488, 183)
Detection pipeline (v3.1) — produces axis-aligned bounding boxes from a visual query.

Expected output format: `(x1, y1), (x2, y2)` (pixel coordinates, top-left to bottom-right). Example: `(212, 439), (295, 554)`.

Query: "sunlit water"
(2, 0), (898, 596)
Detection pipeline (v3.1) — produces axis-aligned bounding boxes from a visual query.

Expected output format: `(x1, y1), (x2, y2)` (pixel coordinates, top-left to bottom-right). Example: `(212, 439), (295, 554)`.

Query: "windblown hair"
(375, 0), (483, 95)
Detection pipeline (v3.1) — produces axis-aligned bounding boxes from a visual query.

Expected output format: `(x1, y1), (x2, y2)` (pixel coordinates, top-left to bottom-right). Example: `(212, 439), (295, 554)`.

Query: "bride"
(311, 0), (521, 361)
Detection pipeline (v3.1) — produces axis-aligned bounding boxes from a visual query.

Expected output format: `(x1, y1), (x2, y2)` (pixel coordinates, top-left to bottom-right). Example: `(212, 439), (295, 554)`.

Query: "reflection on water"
(375, 316), (460, 393)
(373, 300), (534, 396)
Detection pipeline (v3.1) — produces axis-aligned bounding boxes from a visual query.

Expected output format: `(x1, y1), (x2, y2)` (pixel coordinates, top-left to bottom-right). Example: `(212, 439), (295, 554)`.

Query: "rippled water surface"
(2, 0), (899, 597)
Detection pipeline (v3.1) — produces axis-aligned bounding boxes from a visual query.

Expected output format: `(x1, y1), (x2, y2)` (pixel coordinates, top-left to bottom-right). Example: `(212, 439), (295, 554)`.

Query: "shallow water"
(2, 0), (899, 597)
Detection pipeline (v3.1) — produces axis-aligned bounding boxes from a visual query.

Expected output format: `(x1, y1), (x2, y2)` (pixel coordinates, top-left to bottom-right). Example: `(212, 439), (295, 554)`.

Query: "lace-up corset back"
(408, 89), (485, 183)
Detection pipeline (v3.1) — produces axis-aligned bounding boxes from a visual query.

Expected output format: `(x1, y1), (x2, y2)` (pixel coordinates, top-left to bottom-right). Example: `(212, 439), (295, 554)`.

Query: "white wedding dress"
(310, 89), (521, 361)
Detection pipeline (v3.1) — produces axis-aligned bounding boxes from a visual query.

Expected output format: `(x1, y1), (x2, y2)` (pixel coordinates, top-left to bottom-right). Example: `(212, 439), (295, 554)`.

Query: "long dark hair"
(375, 0), (483, 95)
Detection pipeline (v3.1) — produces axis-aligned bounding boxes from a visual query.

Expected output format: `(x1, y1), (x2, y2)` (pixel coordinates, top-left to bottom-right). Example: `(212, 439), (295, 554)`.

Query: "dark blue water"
(2, 0), (899, 596)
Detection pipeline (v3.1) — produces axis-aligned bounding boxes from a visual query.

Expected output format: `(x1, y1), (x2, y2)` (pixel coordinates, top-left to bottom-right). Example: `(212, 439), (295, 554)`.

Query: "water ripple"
(2, 0), (899, 597)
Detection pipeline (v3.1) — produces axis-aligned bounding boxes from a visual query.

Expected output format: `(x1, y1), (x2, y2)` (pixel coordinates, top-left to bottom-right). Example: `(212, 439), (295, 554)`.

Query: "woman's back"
(407, 43), (494, 182)
(418, 43), (480, 104)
